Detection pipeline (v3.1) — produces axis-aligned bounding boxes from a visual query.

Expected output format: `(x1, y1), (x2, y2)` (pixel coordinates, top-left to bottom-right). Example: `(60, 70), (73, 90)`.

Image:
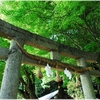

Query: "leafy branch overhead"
(0, 1), (100, 52)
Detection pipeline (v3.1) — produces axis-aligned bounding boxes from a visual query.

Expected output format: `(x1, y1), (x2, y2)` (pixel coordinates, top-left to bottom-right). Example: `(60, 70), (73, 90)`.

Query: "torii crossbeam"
(0, 19), (99, 99)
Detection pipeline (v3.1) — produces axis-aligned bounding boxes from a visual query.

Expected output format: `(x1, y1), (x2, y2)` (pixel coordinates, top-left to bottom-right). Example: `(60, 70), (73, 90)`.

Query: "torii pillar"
(77, 57), (96, 99)
(0, 37), (24, 99)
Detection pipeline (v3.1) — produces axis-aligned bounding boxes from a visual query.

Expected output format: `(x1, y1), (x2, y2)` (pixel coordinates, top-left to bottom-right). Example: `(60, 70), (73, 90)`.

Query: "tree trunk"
(0, 37), (24, 99)
(18, 67), (37, 99)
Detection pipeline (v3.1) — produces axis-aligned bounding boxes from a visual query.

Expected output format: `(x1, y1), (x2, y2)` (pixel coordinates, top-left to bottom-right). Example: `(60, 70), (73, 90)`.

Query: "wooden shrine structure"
(0, 19), (100, 99)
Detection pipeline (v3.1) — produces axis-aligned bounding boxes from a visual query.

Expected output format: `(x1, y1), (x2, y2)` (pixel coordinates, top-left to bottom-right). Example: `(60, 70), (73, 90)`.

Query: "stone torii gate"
(0, 19), (100, 99)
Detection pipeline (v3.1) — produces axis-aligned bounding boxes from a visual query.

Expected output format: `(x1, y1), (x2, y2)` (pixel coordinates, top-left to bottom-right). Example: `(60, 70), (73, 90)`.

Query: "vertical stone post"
(0, 37), (24, 99)
(77, 57), (96, 99)
(50, 51), (60, 60)
(50, 51), (61, 81)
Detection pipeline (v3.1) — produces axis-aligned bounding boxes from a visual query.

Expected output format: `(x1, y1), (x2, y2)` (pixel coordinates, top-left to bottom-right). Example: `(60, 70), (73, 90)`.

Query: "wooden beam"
(0, 19), (99, 62)
(0, 47), (100, 76)
(0, 19), (58, 51)
(0, 47), (90, 73)
(59, 44), (98, 63)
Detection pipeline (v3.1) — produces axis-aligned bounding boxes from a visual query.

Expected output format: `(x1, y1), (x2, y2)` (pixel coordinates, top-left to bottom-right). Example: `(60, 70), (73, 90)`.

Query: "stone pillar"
(77, 57), (96, 99)
(0, 37), (24, 99)
(50, 51), (60, 60)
